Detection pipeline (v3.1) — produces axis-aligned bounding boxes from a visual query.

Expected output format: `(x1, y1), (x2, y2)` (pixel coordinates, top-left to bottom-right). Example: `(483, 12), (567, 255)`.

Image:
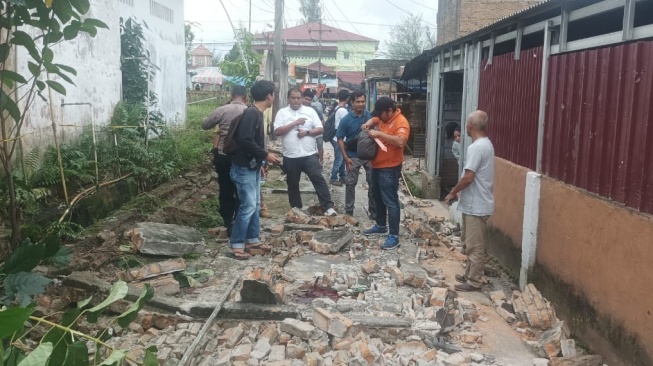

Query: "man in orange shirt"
(361, 97), (410, 250)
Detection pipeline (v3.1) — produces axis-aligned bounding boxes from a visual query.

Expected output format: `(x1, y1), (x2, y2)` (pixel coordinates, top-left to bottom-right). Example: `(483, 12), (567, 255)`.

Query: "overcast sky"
(184, 0), (438, 57)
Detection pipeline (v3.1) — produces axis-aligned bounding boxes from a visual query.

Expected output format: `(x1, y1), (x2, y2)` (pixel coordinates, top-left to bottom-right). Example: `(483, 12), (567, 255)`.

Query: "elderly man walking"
(445, 110), (495, 291)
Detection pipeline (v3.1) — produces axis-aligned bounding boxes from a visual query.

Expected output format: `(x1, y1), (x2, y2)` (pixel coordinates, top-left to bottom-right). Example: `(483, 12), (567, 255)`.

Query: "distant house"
(190, 44), (213, 69)
(253, 22), (377, 91)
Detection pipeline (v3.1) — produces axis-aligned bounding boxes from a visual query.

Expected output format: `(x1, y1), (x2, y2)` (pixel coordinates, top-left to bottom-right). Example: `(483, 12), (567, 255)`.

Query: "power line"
(405, 0), (438, 12)
(189, 18), (436, 29)
(383, 0), (438, 27)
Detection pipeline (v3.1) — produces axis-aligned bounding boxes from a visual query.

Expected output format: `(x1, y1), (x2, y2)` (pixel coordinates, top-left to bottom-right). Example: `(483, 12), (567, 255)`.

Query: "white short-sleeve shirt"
(458, 137), (495, 216)
(274, 105), (323, 158)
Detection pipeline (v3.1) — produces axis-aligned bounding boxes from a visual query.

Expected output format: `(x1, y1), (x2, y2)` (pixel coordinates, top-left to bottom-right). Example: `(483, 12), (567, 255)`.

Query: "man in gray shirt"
(445, 110), (495, 292)
(201, 86), (248, 235)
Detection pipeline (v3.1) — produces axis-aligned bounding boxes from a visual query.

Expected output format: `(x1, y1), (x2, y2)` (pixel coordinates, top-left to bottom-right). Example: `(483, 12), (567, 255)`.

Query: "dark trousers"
(283, 154), (334, 210)
(214, 152), (239, 227)
(371, 166), (401, 236)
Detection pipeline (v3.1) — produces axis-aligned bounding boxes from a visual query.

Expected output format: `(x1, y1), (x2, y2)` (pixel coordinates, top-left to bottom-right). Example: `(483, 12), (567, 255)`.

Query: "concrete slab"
(131, 222), (206, 257)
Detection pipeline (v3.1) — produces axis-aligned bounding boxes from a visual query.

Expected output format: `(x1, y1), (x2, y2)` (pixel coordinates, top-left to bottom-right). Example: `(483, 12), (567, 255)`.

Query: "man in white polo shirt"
(274, 88), (337, 216)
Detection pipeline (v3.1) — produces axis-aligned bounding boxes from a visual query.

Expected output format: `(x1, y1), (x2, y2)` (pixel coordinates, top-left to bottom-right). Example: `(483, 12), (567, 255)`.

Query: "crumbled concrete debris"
(129, 222), (206, 256)
(116, 258), (186, 282)
(533, 358), (550, 366)
(513, 284), (557, 330)
(241, 266), (286, 305)
(130, 274), (180, 296)
(549, 355), (603, 366)
(309, 228), (354, 254)
(538, 321), (566, 358)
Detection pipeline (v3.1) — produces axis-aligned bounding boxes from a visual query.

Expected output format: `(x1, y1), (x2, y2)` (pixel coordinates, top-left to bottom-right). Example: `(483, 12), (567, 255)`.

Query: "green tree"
(184, 21), (196, 67)
(384, 14), (436, 60)
(0, 0), (108, 252)
(299, 0), (321, 24)
(219, 29), (261, 86)
(212, 51), (223, 67)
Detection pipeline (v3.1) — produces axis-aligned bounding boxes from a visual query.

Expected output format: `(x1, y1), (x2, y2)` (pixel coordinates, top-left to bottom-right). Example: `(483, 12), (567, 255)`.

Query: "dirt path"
(54, 148), (573, 365)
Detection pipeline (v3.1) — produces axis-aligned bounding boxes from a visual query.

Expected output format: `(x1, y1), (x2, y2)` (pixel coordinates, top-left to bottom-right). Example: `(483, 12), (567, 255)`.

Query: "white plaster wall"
(119, 0), (186, 125)
(16, 0), (121, 153)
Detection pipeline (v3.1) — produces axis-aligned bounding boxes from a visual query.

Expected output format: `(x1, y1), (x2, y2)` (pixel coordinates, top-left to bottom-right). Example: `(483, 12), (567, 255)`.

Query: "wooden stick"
(401, 171), (415, 199)
(58, 173), (133, 223)
(180, 276), (240, 366)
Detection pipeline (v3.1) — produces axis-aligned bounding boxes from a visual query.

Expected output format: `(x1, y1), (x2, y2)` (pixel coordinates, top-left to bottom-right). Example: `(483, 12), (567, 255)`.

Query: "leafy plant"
(0, 234), (71, 306)
(0, 282), (158, 366)
(220, 28), (261, 87)
(0, 0), (108, 249)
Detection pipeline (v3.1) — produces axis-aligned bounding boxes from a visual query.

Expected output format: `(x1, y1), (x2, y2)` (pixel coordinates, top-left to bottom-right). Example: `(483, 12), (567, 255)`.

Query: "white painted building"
(16, 0), (185, 153)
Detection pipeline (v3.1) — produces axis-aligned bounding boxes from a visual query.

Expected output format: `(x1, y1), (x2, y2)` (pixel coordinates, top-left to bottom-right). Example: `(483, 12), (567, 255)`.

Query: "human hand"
(344, 157), (353, 172)
(266, 153), (281, 164)
(297, 129), (310, 138)
(368, 130), (380, 139)
(445, 192), (459, 206)
(294, 118), (307, 127)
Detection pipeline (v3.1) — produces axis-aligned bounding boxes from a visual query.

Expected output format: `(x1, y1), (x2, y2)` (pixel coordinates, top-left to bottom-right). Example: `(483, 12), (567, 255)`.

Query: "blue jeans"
(229, 165), (261, 249)
(330, 140), (345, 181)
(371, 166), (401, 236)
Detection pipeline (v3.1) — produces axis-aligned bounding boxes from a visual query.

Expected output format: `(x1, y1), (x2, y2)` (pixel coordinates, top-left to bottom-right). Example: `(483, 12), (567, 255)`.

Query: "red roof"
(338, 71), (364, 86)
(306, 61), (334, 73)
(191, 44), (213, 56)
(255, 22), (377, 43)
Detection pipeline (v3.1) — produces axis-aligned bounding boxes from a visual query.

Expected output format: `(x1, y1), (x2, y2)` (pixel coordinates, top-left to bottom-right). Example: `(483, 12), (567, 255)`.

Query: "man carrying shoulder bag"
(336, 91), (376, 219)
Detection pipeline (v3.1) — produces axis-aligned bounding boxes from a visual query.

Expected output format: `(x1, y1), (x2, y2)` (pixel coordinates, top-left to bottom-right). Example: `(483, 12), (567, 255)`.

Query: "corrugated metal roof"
(402, 0), (560, 79)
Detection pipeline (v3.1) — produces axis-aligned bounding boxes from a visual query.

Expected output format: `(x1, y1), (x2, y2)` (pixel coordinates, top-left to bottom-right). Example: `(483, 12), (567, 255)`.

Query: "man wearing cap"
(361, 97), (410, 250)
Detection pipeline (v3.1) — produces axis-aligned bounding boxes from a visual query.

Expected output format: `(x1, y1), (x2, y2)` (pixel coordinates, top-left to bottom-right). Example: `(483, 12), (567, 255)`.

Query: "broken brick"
(312, 308), (353, 338)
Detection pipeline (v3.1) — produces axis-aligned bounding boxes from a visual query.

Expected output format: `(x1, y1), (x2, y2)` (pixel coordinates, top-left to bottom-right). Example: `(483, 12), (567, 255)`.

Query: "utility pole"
(274, 0), (283, 112)
(309, 20), (331, 86)
(248, 0), (252, 33)
(318, 19), (322, 85)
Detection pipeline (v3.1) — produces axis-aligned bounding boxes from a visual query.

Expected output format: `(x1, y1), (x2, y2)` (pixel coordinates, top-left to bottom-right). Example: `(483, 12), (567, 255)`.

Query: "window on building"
(150, 0), (174, 23)
(344, 52), (350, 60)
(197, 57), (204, 66)
(120, 0), (134, 5)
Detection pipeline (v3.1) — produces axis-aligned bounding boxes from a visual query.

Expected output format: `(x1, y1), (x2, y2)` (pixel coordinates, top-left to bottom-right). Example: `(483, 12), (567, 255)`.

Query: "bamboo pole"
(46, 74), (69, 205)
(179, 276), (240, 366)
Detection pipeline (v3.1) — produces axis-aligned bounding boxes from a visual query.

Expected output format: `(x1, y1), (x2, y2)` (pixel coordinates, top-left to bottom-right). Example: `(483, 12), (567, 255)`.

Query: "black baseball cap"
(371, 97), (396, 117)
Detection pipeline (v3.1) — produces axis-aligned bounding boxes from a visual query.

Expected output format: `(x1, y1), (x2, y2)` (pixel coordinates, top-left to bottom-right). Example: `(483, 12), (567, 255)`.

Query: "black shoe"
(345, 211), (354, 216)
(454, 282), (482, 292)
(455, 274), (467, 283)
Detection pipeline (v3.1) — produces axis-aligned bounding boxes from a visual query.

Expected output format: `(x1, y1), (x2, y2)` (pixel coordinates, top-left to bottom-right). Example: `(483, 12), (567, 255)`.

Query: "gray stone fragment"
(131, 222), (206, 256)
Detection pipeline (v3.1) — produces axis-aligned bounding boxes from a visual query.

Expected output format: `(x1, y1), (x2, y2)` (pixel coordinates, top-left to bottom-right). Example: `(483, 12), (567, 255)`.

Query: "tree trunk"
(5, 160), (20, 249)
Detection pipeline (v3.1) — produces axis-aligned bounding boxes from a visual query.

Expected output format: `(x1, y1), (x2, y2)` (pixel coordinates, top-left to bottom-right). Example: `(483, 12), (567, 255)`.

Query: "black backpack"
(322, 106), (341, 142)
(223, 110), (246, 156)
(357, 129), (378, 161)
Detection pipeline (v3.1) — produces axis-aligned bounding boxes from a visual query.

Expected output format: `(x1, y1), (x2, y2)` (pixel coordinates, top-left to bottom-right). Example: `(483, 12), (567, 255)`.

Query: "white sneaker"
(324, 208), (337, 216)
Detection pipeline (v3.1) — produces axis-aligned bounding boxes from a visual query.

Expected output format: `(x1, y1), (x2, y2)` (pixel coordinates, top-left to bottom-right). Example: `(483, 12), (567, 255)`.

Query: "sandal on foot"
(245, 243), (273, 251)
(226, 251), (251, 260)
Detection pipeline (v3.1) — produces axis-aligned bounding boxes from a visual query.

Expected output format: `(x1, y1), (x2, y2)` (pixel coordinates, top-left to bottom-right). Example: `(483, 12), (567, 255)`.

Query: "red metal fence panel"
(479, 47), (542, 170)
(543, 41), (653, 214)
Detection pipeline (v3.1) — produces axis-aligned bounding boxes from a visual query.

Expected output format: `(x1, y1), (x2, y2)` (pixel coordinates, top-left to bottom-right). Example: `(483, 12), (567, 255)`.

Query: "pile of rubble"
(64, 197), (606, 366)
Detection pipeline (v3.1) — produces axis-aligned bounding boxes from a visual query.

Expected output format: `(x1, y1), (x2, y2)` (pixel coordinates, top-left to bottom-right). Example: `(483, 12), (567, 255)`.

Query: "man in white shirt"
(445, 110), (495, 292)
(274, 88), (337, 216)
